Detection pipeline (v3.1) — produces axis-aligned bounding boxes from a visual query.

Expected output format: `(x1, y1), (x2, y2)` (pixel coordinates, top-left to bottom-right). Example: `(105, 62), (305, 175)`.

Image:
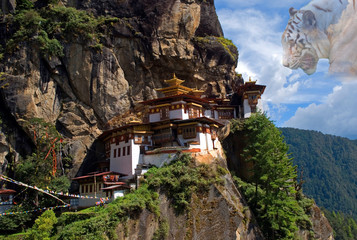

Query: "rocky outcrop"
(115, 173), (264, 240)
(0, 0), (16, 14)
(306, 204), (334, 240)
(0, 0), (240, 176)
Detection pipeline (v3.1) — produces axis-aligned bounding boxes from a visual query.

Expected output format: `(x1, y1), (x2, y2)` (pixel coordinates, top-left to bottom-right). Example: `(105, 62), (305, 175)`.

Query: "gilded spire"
(164, 74), (185, 86)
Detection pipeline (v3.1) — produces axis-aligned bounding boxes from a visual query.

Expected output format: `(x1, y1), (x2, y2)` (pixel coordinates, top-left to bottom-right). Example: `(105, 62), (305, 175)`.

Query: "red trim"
(103, 182), (126, 185)
(0, 189), (16, 195)
(140, 94), (210, 105)
(72, 171), (127, 180)
(145, 148), (201, 155)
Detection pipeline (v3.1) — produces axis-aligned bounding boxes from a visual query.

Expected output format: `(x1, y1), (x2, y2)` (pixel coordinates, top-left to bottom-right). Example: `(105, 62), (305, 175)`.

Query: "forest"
(280, 127), (357, 239)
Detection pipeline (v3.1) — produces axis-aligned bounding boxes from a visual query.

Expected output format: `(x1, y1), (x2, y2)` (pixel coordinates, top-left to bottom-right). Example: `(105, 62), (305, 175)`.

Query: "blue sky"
(215, 0), (357, 139)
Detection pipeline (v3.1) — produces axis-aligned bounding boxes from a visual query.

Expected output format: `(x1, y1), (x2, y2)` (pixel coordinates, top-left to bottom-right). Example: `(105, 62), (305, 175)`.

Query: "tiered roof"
(237, 77), (266, 96)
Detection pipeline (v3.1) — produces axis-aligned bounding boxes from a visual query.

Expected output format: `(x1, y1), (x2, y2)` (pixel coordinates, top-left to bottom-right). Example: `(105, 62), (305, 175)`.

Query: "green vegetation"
(0, 118), (71, 235)
(5, 153), (222, 239)
(230, 113), (313, 239)
(28, 210), (57, 240)
(15, 118), (71, 191)
(0, 205), (34, 234)
(323, 209), (357, 240)
(280, 128), (357, 219)
(16, 0), (34, 11)
(194, 36), (238, 61)
(144, 153), (223, 213)
(0, 72), (8, 89)
(214, 36), (238, 60)
(152, 218), (169, 240)
(56, 185), (159, 239)
(4, 4), (119, 57)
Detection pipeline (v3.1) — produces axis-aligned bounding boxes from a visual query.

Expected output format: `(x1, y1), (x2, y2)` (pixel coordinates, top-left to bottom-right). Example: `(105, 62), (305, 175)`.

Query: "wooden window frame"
(182, 126), (197, 139)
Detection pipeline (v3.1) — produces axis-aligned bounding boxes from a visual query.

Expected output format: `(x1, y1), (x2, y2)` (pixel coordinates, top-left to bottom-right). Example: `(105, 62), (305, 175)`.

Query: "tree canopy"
(230, 113), (312, 239)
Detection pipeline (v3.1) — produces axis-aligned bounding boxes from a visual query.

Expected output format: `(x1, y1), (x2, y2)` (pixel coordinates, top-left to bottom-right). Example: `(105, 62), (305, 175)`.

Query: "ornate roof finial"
(173, 73), (177, 79)
(249, 76), (252, 82)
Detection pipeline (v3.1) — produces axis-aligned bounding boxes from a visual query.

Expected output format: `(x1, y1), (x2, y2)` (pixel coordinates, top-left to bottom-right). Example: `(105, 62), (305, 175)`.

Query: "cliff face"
(0, 0), (239, 176)
(115, 173), (264, 240)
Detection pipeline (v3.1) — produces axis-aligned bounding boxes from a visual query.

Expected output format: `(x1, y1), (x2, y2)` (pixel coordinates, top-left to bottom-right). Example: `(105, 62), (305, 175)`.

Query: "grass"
(5, 5), (120, 57)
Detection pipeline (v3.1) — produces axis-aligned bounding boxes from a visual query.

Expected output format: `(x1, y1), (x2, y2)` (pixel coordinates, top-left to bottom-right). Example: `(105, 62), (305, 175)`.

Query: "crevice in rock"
(39, 58), (51, 94)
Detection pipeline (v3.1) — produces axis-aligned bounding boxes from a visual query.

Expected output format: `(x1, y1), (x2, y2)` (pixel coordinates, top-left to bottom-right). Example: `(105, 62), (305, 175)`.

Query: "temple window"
(160, 107), (169, 120)
(188, 107), (200, 119)
(182, 126), (196, 139)
(218, 110), (234, 119)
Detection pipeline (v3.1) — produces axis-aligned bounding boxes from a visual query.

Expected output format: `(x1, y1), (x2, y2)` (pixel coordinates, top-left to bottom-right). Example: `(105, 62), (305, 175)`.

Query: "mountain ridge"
(280, 127), (357, 218)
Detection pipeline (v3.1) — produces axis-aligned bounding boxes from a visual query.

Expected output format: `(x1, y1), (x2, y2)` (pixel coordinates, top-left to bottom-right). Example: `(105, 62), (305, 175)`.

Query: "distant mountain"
(280, 128), (357, 218)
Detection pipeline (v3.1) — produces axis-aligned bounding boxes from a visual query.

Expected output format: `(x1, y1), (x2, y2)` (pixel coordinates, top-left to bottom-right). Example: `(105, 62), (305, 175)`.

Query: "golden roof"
(164, 73), (185, 86)
(156, 74), (193, 97)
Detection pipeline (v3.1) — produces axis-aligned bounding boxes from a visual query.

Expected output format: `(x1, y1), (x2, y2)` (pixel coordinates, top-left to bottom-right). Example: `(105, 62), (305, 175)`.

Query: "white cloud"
(283, 82), (357, 139)
(217, 8), (306, 104)
(216, 1), (357, 138)
(215, 0), (308, 9)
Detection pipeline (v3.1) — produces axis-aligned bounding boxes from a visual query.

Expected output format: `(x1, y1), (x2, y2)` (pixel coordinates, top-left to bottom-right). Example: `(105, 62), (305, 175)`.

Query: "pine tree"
(237, 113), (300, 239)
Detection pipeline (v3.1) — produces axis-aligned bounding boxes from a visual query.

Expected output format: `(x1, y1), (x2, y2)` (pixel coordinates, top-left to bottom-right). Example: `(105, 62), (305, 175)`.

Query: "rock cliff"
(115, 174), (264, 240)
(0, 0), (240, 176)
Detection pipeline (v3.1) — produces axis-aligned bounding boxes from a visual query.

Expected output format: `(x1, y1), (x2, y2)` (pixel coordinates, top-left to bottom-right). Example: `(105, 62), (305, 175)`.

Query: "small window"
(127, 146), (130, 155)
(182, 126), (196, 139)
(118, 148), (121, 157)
(99, 184), (102, 191)
(123, 147), (126, 156)
(89, 185), (93, 193)
(85, 185), (88, 193)
(114, 149), (117, 158)
(81, 185), (84, 193)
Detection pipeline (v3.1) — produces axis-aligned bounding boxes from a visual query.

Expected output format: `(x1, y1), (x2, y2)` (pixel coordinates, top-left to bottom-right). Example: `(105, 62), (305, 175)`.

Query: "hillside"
(280, 128), (357, 218)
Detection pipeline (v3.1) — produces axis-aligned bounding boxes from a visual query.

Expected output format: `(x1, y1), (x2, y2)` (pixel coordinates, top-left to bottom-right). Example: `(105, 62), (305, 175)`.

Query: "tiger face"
(282, 8), (321, 75)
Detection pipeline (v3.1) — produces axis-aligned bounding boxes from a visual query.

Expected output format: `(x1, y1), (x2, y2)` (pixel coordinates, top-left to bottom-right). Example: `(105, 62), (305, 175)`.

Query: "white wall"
(131, 140), (141, 176)
(243, 99), (251, 118)
(198, 132), (207, 150)
(114, 190), (125, 198)
(149, 113), (160, 123)
(206, 133), (214, 151)
(170, 109), (184, 119)
(214, 110), (218, 119)
(110, 140), (133, 176)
